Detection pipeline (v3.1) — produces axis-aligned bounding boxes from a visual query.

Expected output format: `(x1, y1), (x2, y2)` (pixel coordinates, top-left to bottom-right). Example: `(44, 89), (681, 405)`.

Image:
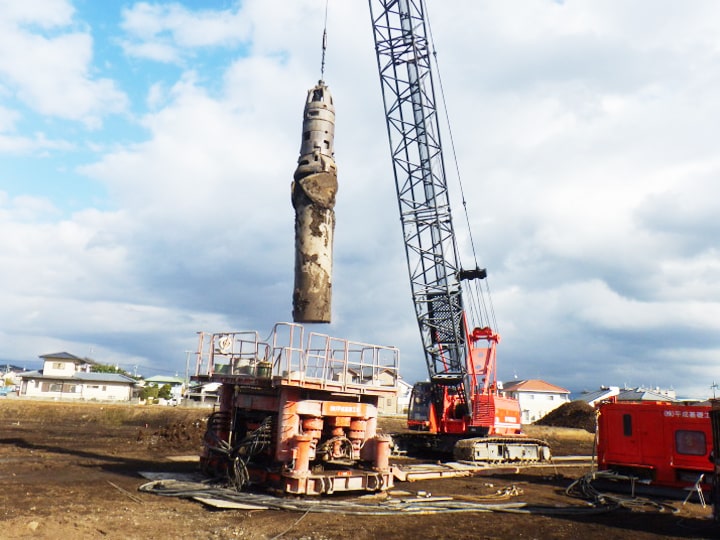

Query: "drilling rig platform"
(194, 322), (399, 495)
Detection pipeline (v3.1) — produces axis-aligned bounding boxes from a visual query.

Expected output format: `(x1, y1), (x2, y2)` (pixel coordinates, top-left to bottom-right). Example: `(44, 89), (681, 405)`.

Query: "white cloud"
(0, 0), (127, 127)
(0, 0), (74, 28)
(146, 82), (167, 110)
(0, 105), (20, 132)
(0, 132), (74, 154)
(122, 40), (180, 64)
(0, 192), (233, 371)
(0, 193), (60, 222)
(120, 1), (252, 62)
(82, 70), (296, 226)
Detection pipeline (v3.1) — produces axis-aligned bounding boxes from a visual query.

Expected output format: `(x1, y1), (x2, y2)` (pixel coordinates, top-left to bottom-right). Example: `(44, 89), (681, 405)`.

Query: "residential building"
(19, 352), (136, 401)
(186, 382), (221, 404)
(616, 387), (677, 402)
(327, 367), (403, 415)
(395, 378), (413, 415)
(143, 375), (186, 401)
(579, 386), (678, 406)
(580, 386), (621, 407)
(501, 379), (571, 424)
(1, 364), (31, 391)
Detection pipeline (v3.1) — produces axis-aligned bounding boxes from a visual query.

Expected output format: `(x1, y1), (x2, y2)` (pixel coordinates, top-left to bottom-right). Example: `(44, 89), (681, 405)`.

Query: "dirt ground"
(0, 399), (716, 540)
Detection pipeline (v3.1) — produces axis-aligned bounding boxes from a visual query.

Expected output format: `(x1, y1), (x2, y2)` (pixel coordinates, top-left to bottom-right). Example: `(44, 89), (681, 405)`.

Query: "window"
(676, 430), (706, 456)
(623, 414), (632, 436)
(548, 395), (554, 400)
(53, 362), (64, 370)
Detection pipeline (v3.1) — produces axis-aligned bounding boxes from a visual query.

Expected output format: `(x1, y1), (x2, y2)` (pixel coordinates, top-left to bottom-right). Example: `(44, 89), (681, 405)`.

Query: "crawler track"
(392, 433), (551, 464)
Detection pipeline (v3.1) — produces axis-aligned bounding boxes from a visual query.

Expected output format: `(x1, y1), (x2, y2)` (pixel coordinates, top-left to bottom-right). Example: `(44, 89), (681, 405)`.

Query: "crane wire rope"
(320, 0), (329, 81)
(423, 0), (498, 334)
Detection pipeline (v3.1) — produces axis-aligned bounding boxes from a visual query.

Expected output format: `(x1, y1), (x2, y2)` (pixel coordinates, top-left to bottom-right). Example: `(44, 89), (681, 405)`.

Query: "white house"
(186, 381), (222, 404)
(579, 386), (621, 407)
(395, 378), (413, 414)
(501, 379), (571, 424)
(19, 352), (136, 401)
(1, 364), (30, 390)
(143, 375), (186, 401)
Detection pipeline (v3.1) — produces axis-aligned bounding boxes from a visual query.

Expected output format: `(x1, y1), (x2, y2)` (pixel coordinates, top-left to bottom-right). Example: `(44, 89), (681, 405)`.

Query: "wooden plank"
(193, 497), (268, 510)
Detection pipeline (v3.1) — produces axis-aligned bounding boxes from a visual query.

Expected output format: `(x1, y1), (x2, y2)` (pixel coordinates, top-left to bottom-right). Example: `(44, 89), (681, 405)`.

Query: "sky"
(1, 0), (720, 398)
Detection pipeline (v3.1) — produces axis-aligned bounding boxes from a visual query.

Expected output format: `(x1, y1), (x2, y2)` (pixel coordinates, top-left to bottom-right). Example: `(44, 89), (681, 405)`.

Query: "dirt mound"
(535, 400), (597, 433)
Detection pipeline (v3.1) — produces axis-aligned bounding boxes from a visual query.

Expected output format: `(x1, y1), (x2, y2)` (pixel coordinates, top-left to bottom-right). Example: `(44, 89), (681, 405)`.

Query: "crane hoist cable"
(320, 0), (329, 81)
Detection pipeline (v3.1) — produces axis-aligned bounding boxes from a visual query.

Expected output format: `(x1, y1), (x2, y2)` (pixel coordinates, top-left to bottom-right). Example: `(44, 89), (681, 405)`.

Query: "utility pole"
(184, 350), (192, 400)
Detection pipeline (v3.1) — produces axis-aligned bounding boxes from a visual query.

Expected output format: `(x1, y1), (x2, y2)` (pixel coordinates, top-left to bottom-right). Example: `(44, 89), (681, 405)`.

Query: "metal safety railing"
(195, 323), (400, 394)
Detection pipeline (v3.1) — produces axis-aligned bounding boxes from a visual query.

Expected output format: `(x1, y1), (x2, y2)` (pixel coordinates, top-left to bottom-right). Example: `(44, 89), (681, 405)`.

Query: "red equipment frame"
(597, 401), (712, 491)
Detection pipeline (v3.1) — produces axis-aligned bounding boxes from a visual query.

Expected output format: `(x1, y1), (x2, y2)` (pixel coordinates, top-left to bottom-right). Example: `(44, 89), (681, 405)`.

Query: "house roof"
(39, 352), (85, 363)
(1, 365), (30, 373)
(145, 375), (185, 385)
(19, 371), (136, 385)
(396, 379), (413, 390)
(188, 382), (222, 392)
(579, 388), (618, 404)
(616, 388), (677, 402)
(502, 379), (570, 394)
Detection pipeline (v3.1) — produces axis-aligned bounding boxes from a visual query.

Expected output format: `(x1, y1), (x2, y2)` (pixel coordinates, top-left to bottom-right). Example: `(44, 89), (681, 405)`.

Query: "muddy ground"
(0, 399), (716, 539)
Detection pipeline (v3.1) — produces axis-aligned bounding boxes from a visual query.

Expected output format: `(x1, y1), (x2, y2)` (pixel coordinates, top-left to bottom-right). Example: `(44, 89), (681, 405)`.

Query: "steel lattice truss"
(369, 0), (468, 389)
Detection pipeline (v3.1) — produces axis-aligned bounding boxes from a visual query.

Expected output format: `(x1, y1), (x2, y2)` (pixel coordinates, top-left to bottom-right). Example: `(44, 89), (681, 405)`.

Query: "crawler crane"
(369, 0), (550, 462)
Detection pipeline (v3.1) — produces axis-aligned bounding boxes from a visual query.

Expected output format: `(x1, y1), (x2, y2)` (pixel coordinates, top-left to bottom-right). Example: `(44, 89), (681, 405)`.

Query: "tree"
(90, 363), (129, 375)
(158, 384), (172, 400)
(139, 384), (159, 403)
